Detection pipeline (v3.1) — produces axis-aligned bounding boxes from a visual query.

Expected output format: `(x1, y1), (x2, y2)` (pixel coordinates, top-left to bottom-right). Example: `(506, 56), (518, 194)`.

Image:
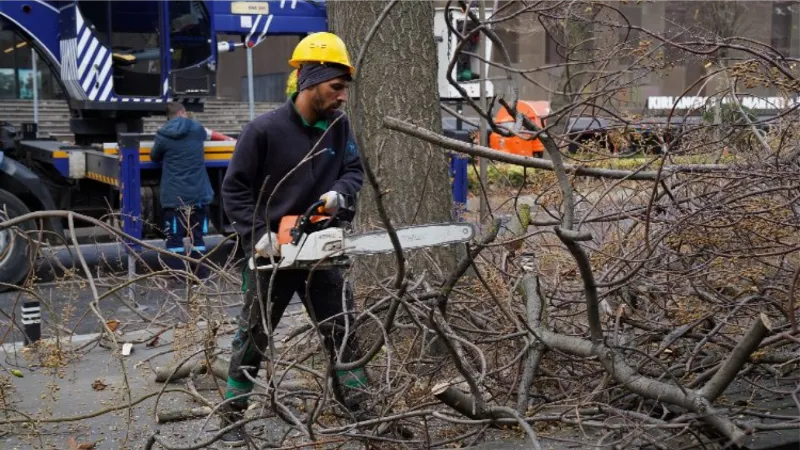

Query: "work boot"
(218, 405), (246, 447)
(332, 368), (370, 414)
(342, 389), (372, 419)
(342, 391), (416, 439)
(332, 370), (415, 439)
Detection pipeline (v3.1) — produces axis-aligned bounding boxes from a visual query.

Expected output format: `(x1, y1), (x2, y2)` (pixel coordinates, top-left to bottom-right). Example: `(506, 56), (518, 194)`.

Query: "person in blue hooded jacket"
(150, 102), (214, 280)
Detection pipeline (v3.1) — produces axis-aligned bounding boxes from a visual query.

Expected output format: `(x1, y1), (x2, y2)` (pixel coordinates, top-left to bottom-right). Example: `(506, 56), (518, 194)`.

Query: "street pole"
(22, 301), (41, 345)
(247, 45), (255, 121)
(32, 48), (38, 126)
(478, 1), (488, 225)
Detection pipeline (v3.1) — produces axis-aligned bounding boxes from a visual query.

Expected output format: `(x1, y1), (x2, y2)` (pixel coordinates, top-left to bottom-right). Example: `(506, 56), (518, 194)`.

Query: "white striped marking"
(32, 0), (59, 13)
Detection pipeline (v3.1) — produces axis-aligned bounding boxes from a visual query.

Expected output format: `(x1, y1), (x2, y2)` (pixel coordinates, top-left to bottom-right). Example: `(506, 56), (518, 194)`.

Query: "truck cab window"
(169, 1), (213, 70)
(77, 0), (162, 98)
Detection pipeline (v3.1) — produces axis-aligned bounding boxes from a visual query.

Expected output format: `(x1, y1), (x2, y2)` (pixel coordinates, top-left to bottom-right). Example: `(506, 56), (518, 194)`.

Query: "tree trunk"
(328, 1), (457, 280)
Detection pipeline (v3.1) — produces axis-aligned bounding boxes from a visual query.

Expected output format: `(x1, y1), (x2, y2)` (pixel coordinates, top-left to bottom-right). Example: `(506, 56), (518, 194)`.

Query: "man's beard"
(314, 98), (336, 118)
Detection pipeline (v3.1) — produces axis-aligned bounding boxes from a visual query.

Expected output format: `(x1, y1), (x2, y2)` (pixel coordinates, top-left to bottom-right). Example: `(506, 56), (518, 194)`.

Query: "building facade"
(486, 1), (799, 114)
(214, 34), (301, 102)
(229, 1), (797, 116)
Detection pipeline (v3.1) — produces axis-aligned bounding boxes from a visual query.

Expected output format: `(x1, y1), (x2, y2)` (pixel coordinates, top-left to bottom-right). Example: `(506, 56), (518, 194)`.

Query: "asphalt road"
(0, 240), (322, 450)
(0, 321), (318, 450)
(0, 236), (244, 341)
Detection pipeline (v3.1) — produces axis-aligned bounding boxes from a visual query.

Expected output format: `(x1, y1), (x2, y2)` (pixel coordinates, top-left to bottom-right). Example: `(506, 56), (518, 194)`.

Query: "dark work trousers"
(160, 205), (210, 280)
(225, 265), (366, 410)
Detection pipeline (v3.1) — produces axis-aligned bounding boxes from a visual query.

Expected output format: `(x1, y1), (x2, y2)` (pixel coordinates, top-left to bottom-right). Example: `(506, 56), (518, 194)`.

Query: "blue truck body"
(0, 0), (470, 289)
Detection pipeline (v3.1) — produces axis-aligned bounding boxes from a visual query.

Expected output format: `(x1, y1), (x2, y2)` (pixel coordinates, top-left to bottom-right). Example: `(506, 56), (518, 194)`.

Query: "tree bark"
(328, 0), (457, 279)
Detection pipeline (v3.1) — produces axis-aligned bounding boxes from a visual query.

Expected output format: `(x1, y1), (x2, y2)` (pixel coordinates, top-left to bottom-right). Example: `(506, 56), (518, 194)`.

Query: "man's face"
(311, 77), (350, 118)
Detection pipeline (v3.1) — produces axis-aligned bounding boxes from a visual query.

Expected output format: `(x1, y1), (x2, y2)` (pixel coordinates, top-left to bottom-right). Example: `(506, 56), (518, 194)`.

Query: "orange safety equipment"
(489, 100), (548, 157)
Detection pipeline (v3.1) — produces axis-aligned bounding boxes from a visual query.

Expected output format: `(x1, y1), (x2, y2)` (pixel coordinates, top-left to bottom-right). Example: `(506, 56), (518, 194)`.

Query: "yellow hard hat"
(288, 32), (355, 75)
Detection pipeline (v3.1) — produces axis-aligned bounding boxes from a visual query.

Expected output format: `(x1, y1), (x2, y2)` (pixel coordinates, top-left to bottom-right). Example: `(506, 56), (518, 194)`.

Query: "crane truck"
(0, 1), (496, 289)
(0, 0), (328, 289)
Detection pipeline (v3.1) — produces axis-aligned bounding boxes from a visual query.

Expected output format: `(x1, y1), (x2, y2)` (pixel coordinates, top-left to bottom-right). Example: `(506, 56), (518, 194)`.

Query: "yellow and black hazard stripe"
(86, 172), (119, 186)
(103, 142), (235, 163)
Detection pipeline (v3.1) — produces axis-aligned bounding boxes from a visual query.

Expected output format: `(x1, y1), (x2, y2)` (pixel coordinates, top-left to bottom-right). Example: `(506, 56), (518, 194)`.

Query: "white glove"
(255, 231), (280, 258)
(319, 191), (344, 213)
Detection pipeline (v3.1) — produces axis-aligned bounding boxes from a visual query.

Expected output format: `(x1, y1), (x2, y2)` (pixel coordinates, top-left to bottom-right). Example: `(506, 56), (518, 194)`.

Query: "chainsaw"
(248, 199), (476, 271)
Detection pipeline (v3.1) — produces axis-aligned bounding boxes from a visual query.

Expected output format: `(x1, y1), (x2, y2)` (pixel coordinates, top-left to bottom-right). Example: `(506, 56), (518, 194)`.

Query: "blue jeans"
(161, 205), (209, 279)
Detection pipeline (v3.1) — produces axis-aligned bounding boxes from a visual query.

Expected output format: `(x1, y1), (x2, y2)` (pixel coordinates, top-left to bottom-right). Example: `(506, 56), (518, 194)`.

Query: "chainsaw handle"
(306, 199), (326, 217)
(291, 199), (330, 245)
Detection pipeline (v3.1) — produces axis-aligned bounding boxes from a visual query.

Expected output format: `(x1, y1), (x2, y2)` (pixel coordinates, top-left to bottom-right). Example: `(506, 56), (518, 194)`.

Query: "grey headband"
(297, 63), (351, 91)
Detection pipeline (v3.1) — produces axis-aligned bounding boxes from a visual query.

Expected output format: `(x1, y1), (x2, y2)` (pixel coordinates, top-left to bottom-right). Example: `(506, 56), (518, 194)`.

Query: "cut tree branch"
(383, 116), (735, 181)
(699, 313), (773, 402)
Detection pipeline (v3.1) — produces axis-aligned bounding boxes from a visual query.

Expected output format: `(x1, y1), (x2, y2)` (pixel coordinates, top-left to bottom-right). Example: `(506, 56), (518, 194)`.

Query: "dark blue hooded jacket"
(221, 96), (364, 250)
(150, 117), (214, 209)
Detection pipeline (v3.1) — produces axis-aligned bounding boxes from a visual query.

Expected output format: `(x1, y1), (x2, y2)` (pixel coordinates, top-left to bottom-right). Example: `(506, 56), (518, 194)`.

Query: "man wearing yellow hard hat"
(219, 32), (368, 445)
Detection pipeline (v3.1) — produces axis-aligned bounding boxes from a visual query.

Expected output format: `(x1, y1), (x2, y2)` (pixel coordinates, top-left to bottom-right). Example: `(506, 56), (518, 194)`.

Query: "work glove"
(255, 231), (280, 258)
(319, 191), (345, 214)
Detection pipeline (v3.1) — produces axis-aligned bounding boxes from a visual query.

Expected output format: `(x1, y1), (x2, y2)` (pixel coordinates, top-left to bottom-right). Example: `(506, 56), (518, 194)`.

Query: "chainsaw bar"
(341, 223), (476, 256)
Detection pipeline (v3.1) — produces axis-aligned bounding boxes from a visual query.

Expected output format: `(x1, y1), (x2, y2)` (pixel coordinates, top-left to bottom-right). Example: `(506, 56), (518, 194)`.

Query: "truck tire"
(0, 189), (33, 291)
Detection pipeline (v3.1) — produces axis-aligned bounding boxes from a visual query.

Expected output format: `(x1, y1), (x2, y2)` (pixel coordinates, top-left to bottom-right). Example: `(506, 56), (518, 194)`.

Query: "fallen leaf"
(91, 379), (107, 391)
(67, 436), (96, 450)
(106, 320), (120, 332)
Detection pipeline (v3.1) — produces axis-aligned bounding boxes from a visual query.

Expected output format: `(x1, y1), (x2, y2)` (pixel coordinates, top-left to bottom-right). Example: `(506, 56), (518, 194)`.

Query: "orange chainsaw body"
(277, 214), (331, 244)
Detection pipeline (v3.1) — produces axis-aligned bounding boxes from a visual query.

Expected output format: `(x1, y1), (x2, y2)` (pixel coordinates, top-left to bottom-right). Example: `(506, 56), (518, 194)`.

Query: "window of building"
(545, 27), (565, 65)
(487, 1), (522, 65)
(684, 58), (707, 95)
(772, 1), (793, 57)
(493, 25), (519, 64)
(664, 2), (690, 62)
(0, 29), (18, 99)
(0, 25), (62, 100)
(544, 14), (594, 66)
(618, 5), (642, 66)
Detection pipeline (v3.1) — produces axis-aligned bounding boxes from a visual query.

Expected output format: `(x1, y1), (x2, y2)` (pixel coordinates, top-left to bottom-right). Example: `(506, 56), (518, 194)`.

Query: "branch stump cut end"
(758, 313), (773, 332)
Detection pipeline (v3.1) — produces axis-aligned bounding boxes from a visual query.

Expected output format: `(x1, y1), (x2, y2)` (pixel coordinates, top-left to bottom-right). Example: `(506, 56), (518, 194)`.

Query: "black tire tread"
(0, 188), (33, 291)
